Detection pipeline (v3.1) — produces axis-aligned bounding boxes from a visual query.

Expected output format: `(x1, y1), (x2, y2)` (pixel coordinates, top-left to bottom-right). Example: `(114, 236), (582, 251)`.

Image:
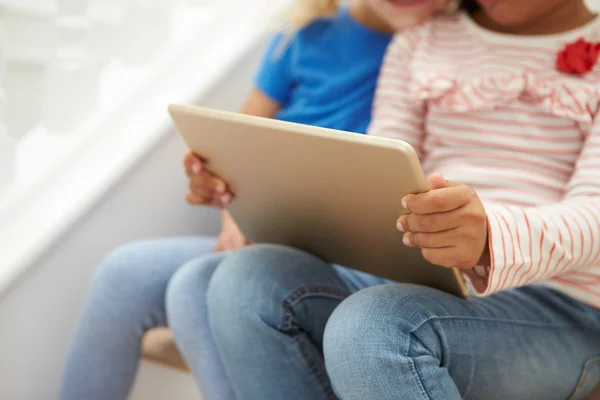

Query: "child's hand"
(214, 210), (251, 252)
(397, 174), (490, 270)
(184, 150), (234, 208)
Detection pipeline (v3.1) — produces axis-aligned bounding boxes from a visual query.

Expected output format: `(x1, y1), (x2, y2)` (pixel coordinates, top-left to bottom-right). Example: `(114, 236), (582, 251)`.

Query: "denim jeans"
(60, 236), (236, 400)
(206, 244), (600, 400)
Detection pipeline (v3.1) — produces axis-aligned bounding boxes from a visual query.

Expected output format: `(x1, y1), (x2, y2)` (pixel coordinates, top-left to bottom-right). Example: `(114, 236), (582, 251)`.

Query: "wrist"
(477, 218), (491, 267)
(478, 244), (490, 267)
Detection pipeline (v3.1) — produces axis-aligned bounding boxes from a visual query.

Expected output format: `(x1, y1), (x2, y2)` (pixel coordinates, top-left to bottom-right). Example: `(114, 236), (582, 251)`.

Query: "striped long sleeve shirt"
(369, 13), (600, 307)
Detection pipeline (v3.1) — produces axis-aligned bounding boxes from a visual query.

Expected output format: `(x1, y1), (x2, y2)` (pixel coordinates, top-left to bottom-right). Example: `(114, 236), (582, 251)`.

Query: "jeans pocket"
(568, 356), (600, 400)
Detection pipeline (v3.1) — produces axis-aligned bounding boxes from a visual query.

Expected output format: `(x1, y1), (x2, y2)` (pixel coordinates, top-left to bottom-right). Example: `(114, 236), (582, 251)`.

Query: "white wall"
(588, 0), (600, 10)
(0, 39), (266, 400)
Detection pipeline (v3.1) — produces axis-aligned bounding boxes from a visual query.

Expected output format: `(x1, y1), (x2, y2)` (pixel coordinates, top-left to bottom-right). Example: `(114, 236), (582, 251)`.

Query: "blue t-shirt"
(255, 8), (392, 134)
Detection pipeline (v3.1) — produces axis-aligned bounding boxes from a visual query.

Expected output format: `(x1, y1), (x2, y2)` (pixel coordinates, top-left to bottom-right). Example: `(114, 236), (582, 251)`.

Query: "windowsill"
(0, 0), (290, 294)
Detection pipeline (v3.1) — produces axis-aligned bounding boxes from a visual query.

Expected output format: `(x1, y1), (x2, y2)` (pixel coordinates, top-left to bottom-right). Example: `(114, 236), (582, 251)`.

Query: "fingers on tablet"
(187, 176), (234, 207)
(184, 155), (204, 177)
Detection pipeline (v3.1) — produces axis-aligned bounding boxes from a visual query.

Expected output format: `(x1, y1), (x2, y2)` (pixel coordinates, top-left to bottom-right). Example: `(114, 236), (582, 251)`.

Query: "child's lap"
(241, 247), (600, 397)
(325, 279), (600, 399)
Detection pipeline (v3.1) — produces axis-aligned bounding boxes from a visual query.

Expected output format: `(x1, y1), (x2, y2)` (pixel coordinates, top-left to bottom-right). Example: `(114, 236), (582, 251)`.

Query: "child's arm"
(469, 121), (600, 295)
(241, 88), (281, 117)
(368, 33), (426, 158)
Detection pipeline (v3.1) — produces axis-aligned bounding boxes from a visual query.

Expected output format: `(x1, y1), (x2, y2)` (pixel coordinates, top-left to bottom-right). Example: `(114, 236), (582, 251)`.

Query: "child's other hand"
(214, 210), (251, 252)
(184, 150), (234, 208)
(397, 174), (490, 270)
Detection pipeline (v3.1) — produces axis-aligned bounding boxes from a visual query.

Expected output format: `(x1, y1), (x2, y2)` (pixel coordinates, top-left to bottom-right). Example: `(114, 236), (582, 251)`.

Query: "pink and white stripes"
(369, 14), (600, 307)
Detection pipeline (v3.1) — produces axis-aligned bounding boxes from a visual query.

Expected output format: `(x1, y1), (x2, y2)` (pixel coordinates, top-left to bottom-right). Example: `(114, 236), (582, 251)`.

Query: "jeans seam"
(278, 284), (349, 400)
(408, 332), (433, 400)
(279, 285), (350, 331)
(293, 334), (337, 399)
(568, 356), (600, 400)
(410, 315), (572, 331)
(286, 285), (350, 305)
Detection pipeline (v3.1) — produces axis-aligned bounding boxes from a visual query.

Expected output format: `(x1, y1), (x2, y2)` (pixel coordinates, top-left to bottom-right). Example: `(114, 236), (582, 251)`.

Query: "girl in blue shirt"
(61, 1), (454, 399)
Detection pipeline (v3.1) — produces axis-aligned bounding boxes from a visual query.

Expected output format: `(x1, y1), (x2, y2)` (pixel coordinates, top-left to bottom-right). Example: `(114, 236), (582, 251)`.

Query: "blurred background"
(0, 0), (288, 398)
(0, 1), (599, 399)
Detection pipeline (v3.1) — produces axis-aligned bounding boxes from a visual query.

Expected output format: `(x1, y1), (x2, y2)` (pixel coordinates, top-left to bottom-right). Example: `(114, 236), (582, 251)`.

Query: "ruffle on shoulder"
(411, 70), (599, 124)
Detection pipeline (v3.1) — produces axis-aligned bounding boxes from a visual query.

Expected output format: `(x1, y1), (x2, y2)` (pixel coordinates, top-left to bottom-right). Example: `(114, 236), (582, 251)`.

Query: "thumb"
(427, 173), (447, 190)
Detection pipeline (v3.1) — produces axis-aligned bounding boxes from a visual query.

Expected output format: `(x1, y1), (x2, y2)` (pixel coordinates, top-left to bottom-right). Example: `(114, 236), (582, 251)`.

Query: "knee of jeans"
(324, 284), (446, 393)
(165, 254), (221, 323)
(88, 242), (168, 319)
(207, 244), (310, 327)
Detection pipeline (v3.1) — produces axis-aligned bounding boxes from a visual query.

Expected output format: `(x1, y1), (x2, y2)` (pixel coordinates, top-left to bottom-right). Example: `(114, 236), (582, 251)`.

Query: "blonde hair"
(286, 0), (341, 32)
(283, 0), (463, 32)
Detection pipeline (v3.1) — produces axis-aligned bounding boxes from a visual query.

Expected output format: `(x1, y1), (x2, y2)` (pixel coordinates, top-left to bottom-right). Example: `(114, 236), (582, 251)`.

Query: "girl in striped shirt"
(206, 0), (600, 399)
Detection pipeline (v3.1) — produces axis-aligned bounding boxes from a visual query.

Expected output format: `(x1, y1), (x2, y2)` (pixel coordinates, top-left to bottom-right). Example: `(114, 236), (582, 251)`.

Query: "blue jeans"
(60, 236), (236, 400)
(206, 244), (600, 400)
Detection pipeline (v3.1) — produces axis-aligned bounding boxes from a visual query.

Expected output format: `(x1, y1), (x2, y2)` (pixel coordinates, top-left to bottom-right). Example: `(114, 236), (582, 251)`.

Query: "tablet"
(169, 104), (468, 298)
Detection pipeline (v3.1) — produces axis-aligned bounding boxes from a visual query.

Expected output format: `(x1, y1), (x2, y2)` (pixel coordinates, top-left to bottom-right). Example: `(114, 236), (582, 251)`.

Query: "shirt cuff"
(461, 203), (504, 296)
(462, 265), (491, 294)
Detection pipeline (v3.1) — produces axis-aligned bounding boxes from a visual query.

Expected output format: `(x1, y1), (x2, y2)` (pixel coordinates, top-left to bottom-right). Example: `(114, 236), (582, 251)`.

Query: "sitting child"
(59, 1), (455, 399)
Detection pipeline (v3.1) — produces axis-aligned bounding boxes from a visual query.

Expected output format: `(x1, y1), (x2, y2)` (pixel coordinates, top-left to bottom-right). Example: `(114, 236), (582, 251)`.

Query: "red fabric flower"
(556, 38), (600, 75)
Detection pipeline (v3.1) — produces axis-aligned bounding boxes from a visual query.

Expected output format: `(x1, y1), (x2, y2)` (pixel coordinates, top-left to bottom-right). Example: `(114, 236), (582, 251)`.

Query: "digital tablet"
(169, 104), (468, 297)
